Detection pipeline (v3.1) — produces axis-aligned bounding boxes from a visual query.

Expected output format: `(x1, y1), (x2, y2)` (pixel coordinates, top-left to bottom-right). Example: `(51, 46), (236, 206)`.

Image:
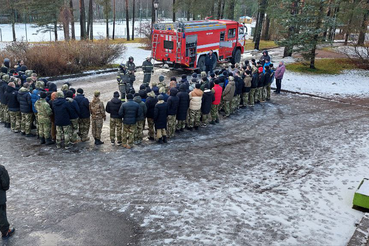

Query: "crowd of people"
(0, 51), (286, 150)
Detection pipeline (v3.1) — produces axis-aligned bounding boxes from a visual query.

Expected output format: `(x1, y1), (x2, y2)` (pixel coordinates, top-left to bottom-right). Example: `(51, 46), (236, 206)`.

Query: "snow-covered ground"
(281, 70), (369, 97)
(0, 21), (147, 42)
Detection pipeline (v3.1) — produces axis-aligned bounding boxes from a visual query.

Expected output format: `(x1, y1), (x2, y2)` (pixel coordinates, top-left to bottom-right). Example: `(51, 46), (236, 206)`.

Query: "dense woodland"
(0, 0), (368, 68)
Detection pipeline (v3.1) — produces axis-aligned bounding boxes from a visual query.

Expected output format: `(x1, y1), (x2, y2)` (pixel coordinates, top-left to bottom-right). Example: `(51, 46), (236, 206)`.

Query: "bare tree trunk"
(70, 0), (75, 40)
(80, 0), (86, 39)
(173, 0), (176, 22)
(227, 0), (235, 20)
(220, 0), (226, 19)
(54, 20), (58, 41)
(262, 14), (270, 40)
(88, 0), (93, 40)
(132, 0), (135, 40)
(105, 1), (109, 39)
(61, 5), (71, 41)
(310, 1), (324, 69)
(126, 0), (130, 40)
(254, 0), (267, 50)
(217, 0), (221, 19)
(358, 5), (369, 45)
(113, 0), (116, 39)
(8, 1), (16, 42)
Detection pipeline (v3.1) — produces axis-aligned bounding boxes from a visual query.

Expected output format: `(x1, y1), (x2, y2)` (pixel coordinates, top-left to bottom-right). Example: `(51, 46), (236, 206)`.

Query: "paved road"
(1, 73), (368, 245)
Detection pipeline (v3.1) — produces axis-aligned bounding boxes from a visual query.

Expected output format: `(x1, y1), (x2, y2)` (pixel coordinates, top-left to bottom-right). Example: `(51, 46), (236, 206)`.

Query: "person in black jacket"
(133, 93), (147, 145)
(119, 93), (140, 149)
(74, 88), (90, 142)
(250, 71), (259, 107)
(106, 91), (123, 145)
(205, 50), (217, 74)
(176, 84), (189, 132)
(167, 88), (179, 138)
(53, 91), (73, 149)
(0, 75), (10, 127)
(233, 72), (243, 112)
(145, 91), (157, 141)
(201, 85), (214, 126)
(65, 90), (80, 143)
(5, 82), (21, 132)
(0, 165), (15, 239)
(154, 95), (168, 144)
(17, 82), (33, 136)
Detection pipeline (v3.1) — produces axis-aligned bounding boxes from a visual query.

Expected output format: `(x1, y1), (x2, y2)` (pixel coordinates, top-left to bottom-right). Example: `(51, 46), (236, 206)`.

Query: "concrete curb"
(347, 213), (369, 246)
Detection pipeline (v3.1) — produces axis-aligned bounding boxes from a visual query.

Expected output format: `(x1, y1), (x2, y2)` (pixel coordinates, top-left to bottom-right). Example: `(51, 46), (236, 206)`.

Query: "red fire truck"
(152, 19), (245, 71)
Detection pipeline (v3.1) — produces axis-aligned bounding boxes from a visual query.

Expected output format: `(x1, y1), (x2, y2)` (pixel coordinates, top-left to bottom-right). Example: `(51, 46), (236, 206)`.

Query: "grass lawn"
(286, 58), (357, 75)
(244, 40), (279, 51)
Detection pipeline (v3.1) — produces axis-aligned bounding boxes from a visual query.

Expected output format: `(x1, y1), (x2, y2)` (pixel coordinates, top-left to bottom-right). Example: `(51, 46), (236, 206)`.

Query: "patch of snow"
(357, 179), (369, 197)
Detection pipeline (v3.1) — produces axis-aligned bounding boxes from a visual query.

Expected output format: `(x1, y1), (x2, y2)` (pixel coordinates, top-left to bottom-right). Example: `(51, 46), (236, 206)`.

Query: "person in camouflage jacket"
(90, 91), (106, 145)
(35, 92), (53, 145)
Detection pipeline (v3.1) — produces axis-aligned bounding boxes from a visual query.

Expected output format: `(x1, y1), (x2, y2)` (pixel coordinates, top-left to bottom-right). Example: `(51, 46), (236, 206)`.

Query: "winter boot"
(215, 118), (220, 124)
(187, 127), (193, 131)
(194, 126), (199, 130)
(5, 123), (10, 128)
(65, 144), (72, 150)
(111, 140), (115, 146)
(163, 136), (167, 143)
(95, 139), (104, 145)
(209, 121), (215, 125)
(157, 138), (163, 144)
(2, 228), (15, 239)
(45, 138), (54, 145)
(148, 136), (155, 141)
(21, 132), (25, 135)
(40, 137), (46, 144)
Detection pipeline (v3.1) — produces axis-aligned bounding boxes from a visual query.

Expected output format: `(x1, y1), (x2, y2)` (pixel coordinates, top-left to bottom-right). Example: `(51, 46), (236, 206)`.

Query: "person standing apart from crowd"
(90, 91), (106, 145)
(142, 57), (154, 86)
(274, 61), (286, 94)
(0, 164), (15, 239)
(205, 50), (217, 74)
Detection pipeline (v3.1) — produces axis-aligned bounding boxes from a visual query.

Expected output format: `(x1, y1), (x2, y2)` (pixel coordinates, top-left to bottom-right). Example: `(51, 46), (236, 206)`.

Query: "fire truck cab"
(152, 19), (244, 71)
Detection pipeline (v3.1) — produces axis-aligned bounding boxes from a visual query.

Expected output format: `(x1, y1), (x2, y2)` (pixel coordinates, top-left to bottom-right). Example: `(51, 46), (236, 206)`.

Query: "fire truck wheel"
(197, 56), (206, 72)
(232, 49), (242, 64)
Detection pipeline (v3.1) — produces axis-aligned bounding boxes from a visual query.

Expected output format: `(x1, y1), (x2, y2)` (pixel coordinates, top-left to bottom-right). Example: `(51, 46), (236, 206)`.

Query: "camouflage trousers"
(232, 96), (239, 112)
(56, 125), (72, 147)
(266, 84), (271, 100)
(156, 128), (167, 139)
(8, 111), (21, 132)
(176, 120), (186, 130)
(38, 120), (51, 139)
(255, 87), (262, 102)
(70, 118), (79, 142)
(242, 92), (250, 106)
(34, 113), (39, 136)
(110, 118), (122, 142)
(223, 100), (232, 117)
(21, 112), (33, 134)
(147, 118), (155, 138)
(202, 113), (210, 124)
(134, 120), (145, 143)
(0, 103), (4, 122)
(119, 84), (127, 102)
(210, 104), (219, 122)
(79, 118), (90, 141)
(249, 88), (256, 106)
(188, 109), (201, 128)
(167, 115), (176, 137)
(91, 118), (104, 140)
(143, 73), (151, 84)
(123, 124), (136, 146)
(261, 86), (267, 102)
(0, 104), (9, 123)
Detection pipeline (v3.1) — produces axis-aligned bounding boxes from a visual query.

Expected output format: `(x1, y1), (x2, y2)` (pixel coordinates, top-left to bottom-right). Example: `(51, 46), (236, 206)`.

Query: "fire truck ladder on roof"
(152, 33), (159, 58)
(175, 32), (182, 63)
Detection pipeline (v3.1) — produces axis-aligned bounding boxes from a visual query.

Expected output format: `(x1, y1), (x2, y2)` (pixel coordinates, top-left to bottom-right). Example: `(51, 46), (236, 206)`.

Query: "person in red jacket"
(210, 79), (222, 124)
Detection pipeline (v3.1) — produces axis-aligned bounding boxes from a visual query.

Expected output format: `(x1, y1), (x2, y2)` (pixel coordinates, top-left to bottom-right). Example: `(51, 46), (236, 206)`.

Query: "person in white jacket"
(188, 83), (203, 130)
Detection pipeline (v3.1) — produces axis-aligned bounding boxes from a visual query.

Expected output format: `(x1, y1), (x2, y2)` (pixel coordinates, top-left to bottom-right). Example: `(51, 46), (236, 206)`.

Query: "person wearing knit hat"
(119, 93), (140, 149)
(145, 89), (158, 141)
(5, 82), (20, 131)
(157, 75), (166, 91)
(90, 90), (106, 145)
(34, 91), (53, 145)
(53, 91), (73, 149)
(74, 88), (91, 142)
(106, 91), (123, 145)
(188, 83), (204, 130)
(154, 94), (168, 144)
